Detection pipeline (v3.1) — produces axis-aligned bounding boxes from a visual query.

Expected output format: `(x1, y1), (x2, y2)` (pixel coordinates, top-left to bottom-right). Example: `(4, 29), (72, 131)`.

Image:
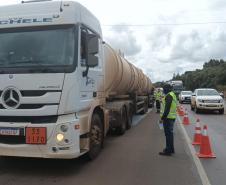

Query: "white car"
(179, 91), (192, 103)
(191, 88), (224, 114)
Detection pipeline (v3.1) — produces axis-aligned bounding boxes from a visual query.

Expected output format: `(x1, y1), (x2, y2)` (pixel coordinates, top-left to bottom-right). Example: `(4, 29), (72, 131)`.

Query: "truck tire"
(144, 101), (148, 113)
(87, 113), (103, 160)
(116, 107), (127, 135)
(126, 107), (133, 130)
(148, 102), (153, 108)
(141, 101), (148, 114)
(148, 96), (154, 108)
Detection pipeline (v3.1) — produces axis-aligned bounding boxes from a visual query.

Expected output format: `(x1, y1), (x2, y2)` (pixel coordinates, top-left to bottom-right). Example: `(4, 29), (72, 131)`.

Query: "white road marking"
(177, 116), (211, 185)
(132, 108), (152, 127)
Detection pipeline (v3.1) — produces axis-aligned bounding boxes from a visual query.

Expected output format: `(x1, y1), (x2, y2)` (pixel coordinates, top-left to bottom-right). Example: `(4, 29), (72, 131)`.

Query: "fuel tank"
(104, 43), (152, 96)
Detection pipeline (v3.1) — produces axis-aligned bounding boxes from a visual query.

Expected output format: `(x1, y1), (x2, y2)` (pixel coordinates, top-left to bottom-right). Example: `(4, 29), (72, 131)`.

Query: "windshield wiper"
(28, 68), (56, 73)
(9, 59), (40, 65)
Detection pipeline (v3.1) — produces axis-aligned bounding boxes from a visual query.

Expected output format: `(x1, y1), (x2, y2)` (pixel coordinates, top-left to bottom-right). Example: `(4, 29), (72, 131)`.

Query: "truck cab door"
(78, 26), (104, 109)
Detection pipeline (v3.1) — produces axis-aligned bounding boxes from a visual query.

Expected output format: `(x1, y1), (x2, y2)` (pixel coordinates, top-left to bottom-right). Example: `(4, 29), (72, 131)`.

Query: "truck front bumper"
(0, 118), (82, 159)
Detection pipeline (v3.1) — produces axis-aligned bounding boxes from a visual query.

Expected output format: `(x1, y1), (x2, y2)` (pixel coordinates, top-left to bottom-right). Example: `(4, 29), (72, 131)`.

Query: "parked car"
(191, 88), (224, 114)
(179, 91), (192, 103)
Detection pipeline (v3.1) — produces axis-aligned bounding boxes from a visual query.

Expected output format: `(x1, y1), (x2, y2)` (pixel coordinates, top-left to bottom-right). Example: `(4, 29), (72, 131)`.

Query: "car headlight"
(197, 99), (203, 103)
(219, 99), (223, 103)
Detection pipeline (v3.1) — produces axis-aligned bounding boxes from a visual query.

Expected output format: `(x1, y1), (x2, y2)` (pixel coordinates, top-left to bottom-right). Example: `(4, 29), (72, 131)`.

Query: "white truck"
(167, 80), (183, 98)
(0, 0), (152, 159)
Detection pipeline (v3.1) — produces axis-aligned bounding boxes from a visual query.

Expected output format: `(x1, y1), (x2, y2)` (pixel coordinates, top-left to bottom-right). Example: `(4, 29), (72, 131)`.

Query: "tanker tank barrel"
(104, 43), (152, 96)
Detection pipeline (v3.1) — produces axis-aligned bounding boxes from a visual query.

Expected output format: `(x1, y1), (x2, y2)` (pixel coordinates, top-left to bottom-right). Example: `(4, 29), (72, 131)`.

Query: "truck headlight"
(197, 99), (203, 103)
(220, 99), (223, 103)
(56, 133), (64, 142)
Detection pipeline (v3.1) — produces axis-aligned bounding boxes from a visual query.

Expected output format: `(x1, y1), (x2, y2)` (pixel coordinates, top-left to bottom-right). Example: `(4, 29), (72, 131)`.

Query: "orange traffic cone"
(176, 105), (180, 113)
(197, 125), (216, 158)
(183, 109), (190, 125)
(192, 118), (202, 145)
(178, 106), (184, 116)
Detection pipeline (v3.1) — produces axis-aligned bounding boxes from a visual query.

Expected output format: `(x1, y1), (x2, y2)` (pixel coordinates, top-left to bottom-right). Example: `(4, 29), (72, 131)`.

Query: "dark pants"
(163, 118), (175, 153)
(156, 100), (160, 110)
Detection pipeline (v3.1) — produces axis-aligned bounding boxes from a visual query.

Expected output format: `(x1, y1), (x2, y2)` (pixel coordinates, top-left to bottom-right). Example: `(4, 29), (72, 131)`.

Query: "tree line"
(171, 59), (226, 91)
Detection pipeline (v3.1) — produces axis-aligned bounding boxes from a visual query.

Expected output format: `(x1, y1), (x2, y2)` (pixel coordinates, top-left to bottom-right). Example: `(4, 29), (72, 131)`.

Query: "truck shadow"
(0, 136), (118, 177)
(0, 155), (90, 177)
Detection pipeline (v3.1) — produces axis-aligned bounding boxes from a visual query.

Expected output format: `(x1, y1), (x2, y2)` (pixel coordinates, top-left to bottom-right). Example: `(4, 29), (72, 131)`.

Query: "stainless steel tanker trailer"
(0, 0), (152, 160)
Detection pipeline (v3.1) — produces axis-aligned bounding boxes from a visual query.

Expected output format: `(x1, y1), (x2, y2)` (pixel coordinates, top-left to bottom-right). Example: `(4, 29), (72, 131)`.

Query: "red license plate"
(25, 127), (46, 144)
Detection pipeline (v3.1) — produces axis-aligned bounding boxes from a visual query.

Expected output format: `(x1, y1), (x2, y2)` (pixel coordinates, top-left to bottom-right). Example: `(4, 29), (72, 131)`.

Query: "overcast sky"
(1, 0), (226, 82)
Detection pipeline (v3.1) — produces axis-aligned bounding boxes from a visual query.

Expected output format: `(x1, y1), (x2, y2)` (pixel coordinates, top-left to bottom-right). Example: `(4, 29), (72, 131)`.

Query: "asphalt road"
(180, 102), (226, 185)
(0, 109), (202, 185)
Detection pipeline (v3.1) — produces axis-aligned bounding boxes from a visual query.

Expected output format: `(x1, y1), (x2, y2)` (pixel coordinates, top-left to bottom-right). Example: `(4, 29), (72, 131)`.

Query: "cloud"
(209, 0), (226, 10)
(148, 26), (172, 51)
(141, 26), (226, 82)
(104, 25), (142, 57)
(171, 28), (226, 62)
(169, 30), (205, 62)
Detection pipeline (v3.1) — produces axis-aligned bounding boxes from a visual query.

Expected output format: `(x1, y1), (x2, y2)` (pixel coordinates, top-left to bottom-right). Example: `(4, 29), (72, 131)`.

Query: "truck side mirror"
(82, 33), (99, 77)
(87, 34), (99, 67)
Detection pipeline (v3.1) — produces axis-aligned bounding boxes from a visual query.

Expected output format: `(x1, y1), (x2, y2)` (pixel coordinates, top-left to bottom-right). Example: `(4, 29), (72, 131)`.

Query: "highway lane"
(180, 103), (226, 185)
(0, 110), (202, 185)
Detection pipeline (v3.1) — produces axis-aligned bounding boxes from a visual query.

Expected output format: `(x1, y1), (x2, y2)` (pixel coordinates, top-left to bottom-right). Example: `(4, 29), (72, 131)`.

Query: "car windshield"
(181, 91), (192, 95)
(0, 25), (77, 73)
(173, 85), (183, 90)
(197, 89), (219, 96)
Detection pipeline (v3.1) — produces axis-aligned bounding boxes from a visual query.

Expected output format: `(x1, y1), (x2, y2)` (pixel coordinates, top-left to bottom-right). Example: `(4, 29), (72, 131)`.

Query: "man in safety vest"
(154, 88), (162, 113)
(159, 84), (177, 156)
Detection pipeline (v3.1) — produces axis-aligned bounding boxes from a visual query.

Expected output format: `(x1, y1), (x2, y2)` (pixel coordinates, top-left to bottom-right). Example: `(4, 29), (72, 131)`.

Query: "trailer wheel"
(127, 107), (133, 130)
(116, 107), (127, 135)
(87, 113), (103, 160)
(144, 101), (148, 113)
(141, 100), (148, 114)
(148, 101), (153, 108)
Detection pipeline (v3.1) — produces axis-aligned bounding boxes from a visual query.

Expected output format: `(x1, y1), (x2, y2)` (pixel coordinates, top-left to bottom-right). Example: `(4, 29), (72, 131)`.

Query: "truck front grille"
(20, 90), (61, 97)
(0, 90), (61, 110)
(0, 115), (58, 123)
(0, 104), (58, 110)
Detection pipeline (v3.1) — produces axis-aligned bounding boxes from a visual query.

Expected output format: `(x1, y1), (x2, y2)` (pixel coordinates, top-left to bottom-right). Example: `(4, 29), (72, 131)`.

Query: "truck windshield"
(0, 25), (77, 73)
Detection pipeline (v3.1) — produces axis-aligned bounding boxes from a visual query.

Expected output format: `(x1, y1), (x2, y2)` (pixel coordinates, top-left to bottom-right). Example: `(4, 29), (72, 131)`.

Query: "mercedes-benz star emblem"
(2, 88), (20, 109)
(9, 74), (13, 79)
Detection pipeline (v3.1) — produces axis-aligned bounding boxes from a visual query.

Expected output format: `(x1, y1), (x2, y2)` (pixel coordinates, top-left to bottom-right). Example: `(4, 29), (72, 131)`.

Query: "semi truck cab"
(0, 0), (105, 159)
